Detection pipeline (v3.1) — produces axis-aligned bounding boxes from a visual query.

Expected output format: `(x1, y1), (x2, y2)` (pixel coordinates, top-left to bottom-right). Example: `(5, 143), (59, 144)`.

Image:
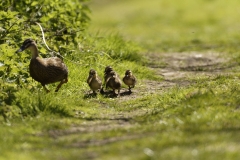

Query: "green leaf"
(31, 1), (39, 6)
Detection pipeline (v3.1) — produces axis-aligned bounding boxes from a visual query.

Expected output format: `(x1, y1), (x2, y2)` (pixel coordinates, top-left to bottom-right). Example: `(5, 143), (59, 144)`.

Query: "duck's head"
(16, 39), (36, 53)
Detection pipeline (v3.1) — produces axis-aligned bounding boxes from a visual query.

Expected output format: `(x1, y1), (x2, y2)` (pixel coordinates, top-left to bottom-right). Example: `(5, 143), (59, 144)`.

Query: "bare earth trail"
(121, 52), (232, 99)
(42, 52), (234, 154)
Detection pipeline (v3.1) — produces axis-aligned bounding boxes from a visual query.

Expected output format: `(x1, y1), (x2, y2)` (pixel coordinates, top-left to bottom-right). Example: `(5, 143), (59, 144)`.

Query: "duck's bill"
(15, 46), (25, 53)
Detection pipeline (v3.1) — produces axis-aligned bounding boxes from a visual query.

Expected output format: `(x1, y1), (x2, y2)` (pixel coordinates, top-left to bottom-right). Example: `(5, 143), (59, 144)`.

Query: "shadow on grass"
(80, 116), (132, 122)
(84, 89), (133, 99)
(83, 92), (98, 99)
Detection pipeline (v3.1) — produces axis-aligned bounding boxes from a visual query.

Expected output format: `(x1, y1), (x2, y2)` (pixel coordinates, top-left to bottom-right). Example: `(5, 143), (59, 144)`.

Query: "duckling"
(87, 69), (103, 94)
(104, 66), (114, 84)
(100, 66), (113, 93)
(123, 70), (136, 93)
(106, 71), (122, 97)
(103, 66), (121, 83)
(16, 39), (68, 92)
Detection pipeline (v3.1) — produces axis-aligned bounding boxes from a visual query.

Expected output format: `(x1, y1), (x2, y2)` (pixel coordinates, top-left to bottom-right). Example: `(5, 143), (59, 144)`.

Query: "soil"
(120, 52), (232, 99)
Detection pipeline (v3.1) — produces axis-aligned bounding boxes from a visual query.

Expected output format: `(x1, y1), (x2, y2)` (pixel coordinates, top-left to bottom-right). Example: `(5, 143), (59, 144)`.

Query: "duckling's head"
(125, 70), (132, 76)
(104, 66), (113, 74)
(89, 69), (97, 78)
(16, 39), (36, 53)
(109, 71), (117, 78)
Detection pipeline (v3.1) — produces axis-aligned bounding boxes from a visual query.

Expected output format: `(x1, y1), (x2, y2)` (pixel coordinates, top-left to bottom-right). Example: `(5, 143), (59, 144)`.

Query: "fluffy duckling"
(16, 39), (68, 92)
(106, 71), (122, 97)
(123, 70), (136, 93)
(101, 66), (114, 93)
(103, 66), (121, 83)
(87, 69), (103, 94)
(104, 66), (114, 84)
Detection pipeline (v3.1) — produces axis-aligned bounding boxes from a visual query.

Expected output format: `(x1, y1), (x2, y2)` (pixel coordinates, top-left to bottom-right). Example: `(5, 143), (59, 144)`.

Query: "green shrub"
(0, 0), (90, 119)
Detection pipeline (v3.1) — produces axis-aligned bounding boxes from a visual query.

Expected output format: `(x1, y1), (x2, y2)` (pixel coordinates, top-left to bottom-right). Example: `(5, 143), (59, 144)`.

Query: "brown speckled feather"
(30, 57), (68, 85)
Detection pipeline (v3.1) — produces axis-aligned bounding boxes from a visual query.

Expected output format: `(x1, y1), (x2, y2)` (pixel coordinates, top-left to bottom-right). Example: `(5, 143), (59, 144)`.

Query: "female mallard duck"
(87, 69), (103, 94)
(123, 70), (136, 93)
(106, 71), (122, 97)
(16, 39), (68, 92)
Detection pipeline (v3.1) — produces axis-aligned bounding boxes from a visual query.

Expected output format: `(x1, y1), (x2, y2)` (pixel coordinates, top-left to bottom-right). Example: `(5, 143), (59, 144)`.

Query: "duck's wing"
(30, 57), (68, 84)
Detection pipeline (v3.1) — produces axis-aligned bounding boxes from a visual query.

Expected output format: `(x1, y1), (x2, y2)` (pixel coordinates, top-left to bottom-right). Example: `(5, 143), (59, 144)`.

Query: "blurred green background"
(89, 0), (240, 53)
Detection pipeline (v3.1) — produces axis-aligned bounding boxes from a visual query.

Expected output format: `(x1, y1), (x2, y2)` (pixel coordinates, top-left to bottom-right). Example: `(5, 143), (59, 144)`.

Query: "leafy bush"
(0, 0), (90, 120)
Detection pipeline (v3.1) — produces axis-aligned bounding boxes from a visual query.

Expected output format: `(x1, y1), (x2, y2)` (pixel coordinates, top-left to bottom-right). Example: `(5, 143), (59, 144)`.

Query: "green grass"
(1, 75), (240, 160)
(1, 0), (240, 159)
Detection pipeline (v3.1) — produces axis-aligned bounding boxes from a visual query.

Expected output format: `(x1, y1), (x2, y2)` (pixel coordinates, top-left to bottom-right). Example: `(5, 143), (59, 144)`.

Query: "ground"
(120, 51), (232, 99)
(43, 51), (235, 152)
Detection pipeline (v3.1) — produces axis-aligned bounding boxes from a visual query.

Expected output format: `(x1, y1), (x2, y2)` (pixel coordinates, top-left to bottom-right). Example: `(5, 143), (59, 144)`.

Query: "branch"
(0, 19), (19, 39)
